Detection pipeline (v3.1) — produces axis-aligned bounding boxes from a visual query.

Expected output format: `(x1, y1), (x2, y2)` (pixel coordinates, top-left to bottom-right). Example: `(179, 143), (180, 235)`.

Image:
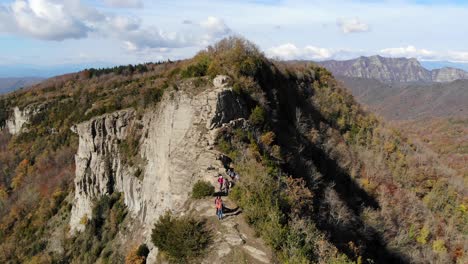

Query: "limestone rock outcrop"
(69, 77), (248, 237)
(6, 104), (44, 134)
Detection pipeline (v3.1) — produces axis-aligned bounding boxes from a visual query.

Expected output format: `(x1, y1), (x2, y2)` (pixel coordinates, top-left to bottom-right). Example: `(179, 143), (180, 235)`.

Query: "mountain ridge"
(0, 38), (466, 264)
(337, 76), (468, 120)
(316, 55), (468, 83)
(0, 77), (44, 94)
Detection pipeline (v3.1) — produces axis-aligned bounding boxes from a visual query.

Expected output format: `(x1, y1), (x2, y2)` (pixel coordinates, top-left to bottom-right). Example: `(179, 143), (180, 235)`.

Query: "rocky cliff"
(431, 67), (468, 82)
(6, 104), (44, 134)
(318, 56), (468, 83)
(69, 76), (248, 238)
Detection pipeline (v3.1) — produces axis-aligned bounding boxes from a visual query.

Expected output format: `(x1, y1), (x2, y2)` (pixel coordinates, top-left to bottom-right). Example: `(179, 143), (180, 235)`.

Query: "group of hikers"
(217, 168), (239, 195)
(214, 167), (240, 220)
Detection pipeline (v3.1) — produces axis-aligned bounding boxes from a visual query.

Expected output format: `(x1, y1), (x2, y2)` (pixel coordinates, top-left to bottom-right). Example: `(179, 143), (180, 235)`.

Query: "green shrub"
(151, 213), (211, 263)
(181, 54), (211, 78)
(191, 180), (215, 199)
(249, 106), (266, 126)
(143, 88), (164, 107)
(63, 193), (128, 263)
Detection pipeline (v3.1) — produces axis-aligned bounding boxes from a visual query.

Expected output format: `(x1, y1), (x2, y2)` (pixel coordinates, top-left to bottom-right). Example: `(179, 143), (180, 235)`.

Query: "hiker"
(234, 172), (240, 182)
(215, 196), (224, 220)
(217, 175), (224, 192)
(224, 179), (230, 195)
(218, 154), (232, 169)
(227, 168), (235, 179)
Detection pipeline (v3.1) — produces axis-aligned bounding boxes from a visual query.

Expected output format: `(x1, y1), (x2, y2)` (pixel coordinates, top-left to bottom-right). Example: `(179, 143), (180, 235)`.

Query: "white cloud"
(267, 43), (333, 60)
(200, 16), (231, 44)
(0, 6), (15, 32)
(268, 43), (468, 63)
(103, 0), (143, 8)
(106, 16), (140, 31)
(120, 28), (191, 51)
(200, 16), (231, 35)
(380, 45), (435, 58)
(447, 51), (468, 62)
(337, 17), (369, 33)
(118, 16), (231, 52)
(0, 0), (101, 40)
(0, 1), (231, 52)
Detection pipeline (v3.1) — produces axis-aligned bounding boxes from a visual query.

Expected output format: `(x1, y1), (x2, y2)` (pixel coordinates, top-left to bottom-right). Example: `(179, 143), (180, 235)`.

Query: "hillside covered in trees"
(0, 38), (466, 264)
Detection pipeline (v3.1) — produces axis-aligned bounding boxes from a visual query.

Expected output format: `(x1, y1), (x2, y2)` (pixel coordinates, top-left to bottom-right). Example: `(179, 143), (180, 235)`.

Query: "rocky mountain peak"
(318, 56), (468, 83)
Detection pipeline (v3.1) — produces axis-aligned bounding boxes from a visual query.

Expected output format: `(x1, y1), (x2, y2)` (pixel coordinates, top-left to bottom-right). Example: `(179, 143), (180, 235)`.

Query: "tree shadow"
(213, 191), (228, 197)
(223, 206), (242, 218)
(255, 65), (409, 263)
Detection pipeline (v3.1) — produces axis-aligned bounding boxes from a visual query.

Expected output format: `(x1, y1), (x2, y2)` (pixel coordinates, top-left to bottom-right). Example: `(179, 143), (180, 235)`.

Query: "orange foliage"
(125, 246), (146, 264)
(11, 159), (30, 190)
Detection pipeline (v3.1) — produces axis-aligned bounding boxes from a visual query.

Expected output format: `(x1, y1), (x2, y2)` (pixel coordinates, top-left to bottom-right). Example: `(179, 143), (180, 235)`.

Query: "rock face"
(213, 75), (231, 88)
(431, 67), (468, 82)
(69, 77), (248, 236)
(318, 56), (468, 83)
(6, 104), (44, 134)
(69, 109), (137, 232)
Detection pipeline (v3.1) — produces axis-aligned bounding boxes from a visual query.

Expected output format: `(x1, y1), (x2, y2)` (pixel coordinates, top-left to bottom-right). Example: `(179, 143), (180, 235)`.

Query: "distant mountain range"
(317, 56), (468, 83)
(337, 76), (468, 120)
(0, 62), (115, 78)
(0, 77), (44, 94)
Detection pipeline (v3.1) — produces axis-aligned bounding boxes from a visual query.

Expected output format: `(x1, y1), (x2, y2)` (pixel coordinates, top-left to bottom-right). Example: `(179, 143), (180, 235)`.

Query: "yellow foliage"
(458, 204), (467, 214)
(360, 178), (370, 190)
(384, 141), (396, 154)
(432, 239), (447, 253)
(0, 186), (7, 201)
(125, 246), (146, 264)
(260, 131), (276, 146)
(271, 145), (282, 160)
(52, 189), (64, 200)
(11, 159), (31, 190)
(24, 254), (52, 264)
(79, 215), (89, 226)
(416, 226), (430, 245)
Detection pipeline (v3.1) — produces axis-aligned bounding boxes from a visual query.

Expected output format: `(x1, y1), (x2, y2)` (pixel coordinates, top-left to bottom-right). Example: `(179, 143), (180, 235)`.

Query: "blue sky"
(0, 0), (468, 70)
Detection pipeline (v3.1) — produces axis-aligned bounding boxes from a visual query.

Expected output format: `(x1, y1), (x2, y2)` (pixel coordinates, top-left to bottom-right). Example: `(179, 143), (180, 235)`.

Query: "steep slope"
(0, 38), (466, 264)
(393, 117), (468, 189)
(318, 56), (468, 83)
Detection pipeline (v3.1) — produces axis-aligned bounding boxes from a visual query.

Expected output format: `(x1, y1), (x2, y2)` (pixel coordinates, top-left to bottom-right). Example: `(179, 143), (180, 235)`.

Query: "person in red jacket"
(217, 175), (224, 192)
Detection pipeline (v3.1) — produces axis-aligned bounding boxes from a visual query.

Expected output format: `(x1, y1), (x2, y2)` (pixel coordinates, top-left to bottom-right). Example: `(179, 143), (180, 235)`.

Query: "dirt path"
(186, 197), (273, 264)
